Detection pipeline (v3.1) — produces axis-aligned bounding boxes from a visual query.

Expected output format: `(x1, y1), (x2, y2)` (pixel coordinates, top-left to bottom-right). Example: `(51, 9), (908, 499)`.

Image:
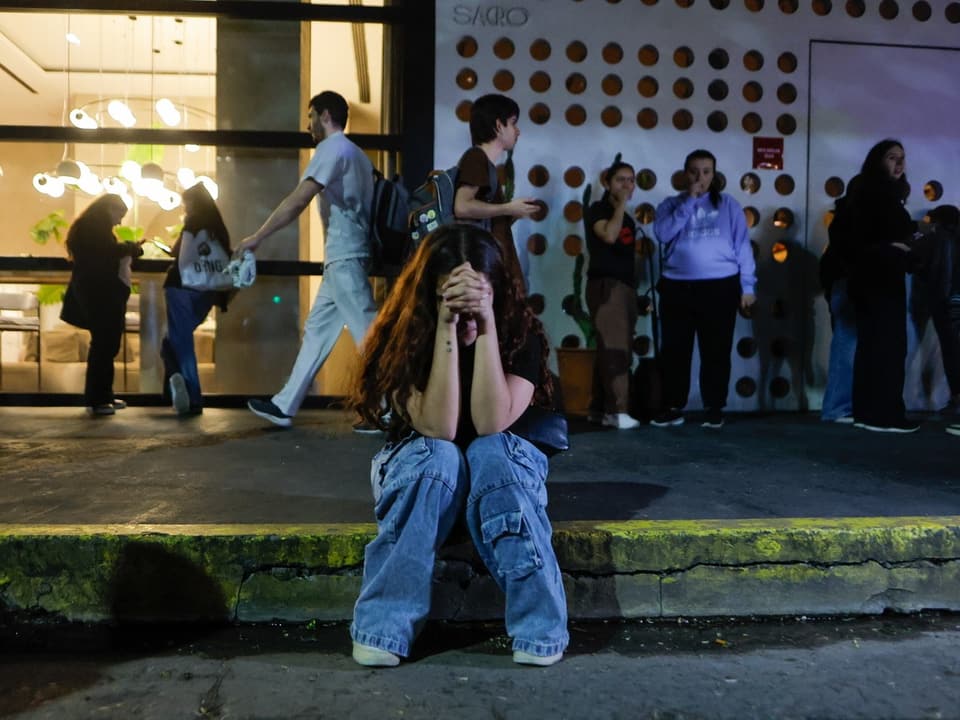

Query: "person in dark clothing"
(161, 182), (232, 416)
(837, 139), (919, 433)
(584, 157), (640, 429)
(61, 194), (142, 416)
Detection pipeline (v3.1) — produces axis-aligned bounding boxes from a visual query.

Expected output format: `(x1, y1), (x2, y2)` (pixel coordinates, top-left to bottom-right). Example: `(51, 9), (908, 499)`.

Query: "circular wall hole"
(639, 44), (660, 66)
(779, 0), (799, 12)
(603, 42), (624, 64)
(777, 52), (798, 73)
(632, 335), (652, 356)
(601, 106), (623, 127)
(676, 0), (695, 6)
(455, 101), (472, 122)
(493, 70), (514, 91)
(709, 48), (730, 69)
(736, 377), (758, 397)
(743, 81), (763, 102)
(636, 203), (656, 224)
(671, 171), (687, 191)
(742, 112), (763, 133)
(674, 46), (695, 67)
(745, 0), (765, 10)
(947, 2), (960, 21)
(777, 83), (798, 104)
(673, 78), (695, 99)
(773, 207), (795, 228)
(741, 172), (761, 194)
(456, 68), (478, 90)
(493, 37), (515, 59)
(602, 74), (623, 95)
(924, 180), (943, 201)
(638, 108), (659, 129)
(673, 109), (694, 130)
(527, 234), (547, 256)
(566, 104), (587, 126)
(743, 50), (765, 71)
(528, 293), (545, 314)
(457, 36), (478, 58)
(772, 241), (789, 262)
(775, 174), (795, 195)
(846, 0), (865, 16)
(813, 0), (833, 13)
(708, 79), (729, 101)
(564, 201), (583, 223)
(737, 337), (758, 358)
(770, 377), (791, 398)
(744, 206), (760, 227)
(879, 0), (899, 18)
(638, 168), (657, 190)
(564, 167), (585, 187)
(566, 41), (588, 62)
(563, 234), (583, 256)
(566, 72), (587, 94)
(561, 333), (581, 349)
(531, 200), (548, 221)
(710, 0), (732, 7)
(777, 114), (797, 134)
(825, 176), (845, 197)
(530, 38), (552, 61)
(912, 1), (931, 19)
(638, 76), (659, 97)
(707, 111), (728, 132)
(529, 103), (551, 125)
(529, 71), (551, 93)
(528, 165), (550, 187)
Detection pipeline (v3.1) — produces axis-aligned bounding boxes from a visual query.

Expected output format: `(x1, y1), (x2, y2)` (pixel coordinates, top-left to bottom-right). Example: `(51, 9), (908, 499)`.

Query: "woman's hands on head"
(439, 262), (494, 329)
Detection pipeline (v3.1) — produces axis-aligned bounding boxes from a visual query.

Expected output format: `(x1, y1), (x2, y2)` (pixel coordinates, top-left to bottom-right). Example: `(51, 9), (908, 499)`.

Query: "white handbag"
(178, 229), (234, 291)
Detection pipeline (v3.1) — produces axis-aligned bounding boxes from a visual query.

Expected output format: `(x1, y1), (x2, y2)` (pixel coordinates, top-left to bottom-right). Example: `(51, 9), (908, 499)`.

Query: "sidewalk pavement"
(1, 406), (959, 623)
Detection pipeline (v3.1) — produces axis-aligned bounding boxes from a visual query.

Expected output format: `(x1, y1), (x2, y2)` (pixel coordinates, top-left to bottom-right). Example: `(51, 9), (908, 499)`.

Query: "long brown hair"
(351, 224), (553, 435)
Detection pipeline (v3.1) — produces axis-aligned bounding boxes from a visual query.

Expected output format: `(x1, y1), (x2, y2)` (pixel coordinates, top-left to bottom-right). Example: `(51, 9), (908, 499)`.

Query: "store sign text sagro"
(452, 4), (530, 27)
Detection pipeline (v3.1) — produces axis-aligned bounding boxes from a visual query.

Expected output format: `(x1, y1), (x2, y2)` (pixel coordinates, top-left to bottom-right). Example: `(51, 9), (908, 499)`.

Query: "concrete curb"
(2, 517), (960, 623)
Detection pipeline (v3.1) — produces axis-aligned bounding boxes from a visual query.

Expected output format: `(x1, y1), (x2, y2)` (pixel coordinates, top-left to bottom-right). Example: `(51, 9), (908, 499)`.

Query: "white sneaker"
(169, 373), (190, 415)
(513, 650), (563, 667)
(352, 641), (400, 667)
(602, 412), (640, 430)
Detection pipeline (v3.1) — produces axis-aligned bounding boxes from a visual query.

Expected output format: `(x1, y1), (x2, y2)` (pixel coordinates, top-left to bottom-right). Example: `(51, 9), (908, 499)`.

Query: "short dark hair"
(469, 94), (520, 145)
(684, 149), (722, 208)
(309, 91), (349, 128)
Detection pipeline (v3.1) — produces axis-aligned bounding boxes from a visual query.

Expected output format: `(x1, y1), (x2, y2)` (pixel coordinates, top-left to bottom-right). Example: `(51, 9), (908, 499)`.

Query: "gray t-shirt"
(301, 130), (374, 264)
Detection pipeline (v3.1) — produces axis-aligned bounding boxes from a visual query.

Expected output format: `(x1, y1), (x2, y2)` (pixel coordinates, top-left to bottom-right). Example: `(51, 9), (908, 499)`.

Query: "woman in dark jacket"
(161, 182), (231, 415)
(840, 139), (918, 432)
(61, 193), (142, 416)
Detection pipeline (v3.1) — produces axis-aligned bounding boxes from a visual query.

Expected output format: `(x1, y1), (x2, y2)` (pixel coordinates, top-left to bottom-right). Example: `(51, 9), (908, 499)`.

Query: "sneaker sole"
(248, 401), (293, 428)
(946, 426), (960, 437)
(701, 421), (724, 429)
(513, 650), (563, 667)
(169, 374), (190, 415)
(859, 423), (919, 433)
(650, 418), (684, 427)
(352, 426), (384, 435)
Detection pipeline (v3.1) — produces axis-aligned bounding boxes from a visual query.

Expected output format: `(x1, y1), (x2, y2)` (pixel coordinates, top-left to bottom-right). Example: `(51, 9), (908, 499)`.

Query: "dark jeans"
(930, 300), (960, 396)
(657, 274), (741, 410)
(162, 286), (215, 408)
(853, 291), (907, 426)
(586, 276), (637, 414)
(84, 281), (130, 406)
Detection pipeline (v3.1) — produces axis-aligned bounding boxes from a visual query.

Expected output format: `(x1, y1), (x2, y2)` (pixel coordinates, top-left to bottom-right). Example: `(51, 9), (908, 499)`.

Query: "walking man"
(238, 91), (375, 428)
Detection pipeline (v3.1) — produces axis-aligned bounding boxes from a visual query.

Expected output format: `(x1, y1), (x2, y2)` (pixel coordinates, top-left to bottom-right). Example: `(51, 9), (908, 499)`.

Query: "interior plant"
(29, 211), (68, 245)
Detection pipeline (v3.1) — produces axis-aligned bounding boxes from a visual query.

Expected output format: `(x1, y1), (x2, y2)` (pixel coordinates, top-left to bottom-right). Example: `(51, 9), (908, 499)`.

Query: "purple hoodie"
(653, 192), (756, 295)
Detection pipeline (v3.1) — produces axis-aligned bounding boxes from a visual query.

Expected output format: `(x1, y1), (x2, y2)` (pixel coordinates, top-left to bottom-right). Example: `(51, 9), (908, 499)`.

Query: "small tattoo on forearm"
(445, 339), (453, 353)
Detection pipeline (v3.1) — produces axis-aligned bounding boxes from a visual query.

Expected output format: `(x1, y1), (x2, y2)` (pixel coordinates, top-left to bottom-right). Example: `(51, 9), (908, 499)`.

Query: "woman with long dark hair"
(651, 149), (756, 429)
(349, 223), (568, 668)
(61, 194), (141, 416)
(840, 139), (918, 432)
(161, 182), (232, 415)
(585, 156), (640, 429)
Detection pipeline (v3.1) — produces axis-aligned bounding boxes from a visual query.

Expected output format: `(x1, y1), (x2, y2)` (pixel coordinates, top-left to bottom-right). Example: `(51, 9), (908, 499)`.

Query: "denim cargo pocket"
(480, 509), (543, 581)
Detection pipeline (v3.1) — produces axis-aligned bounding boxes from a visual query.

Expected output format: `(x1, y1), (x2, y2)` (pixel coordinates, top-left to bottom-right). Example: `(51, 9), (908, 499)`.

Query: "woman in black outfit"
(61, 194), (142, 416)
(840, 139), (918, 432)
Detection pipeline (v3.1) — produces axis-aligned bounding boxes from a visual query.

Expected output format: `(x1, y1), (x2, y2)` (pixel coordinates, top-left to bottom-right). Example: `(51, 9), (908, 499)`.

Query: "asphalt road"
(3, 613), (959, 719)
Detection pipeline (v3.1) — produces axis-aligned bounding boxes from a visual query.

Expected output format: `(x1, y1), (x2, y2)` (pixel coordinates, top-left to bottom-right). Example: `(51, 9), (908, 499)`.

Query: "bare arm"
(236, 178), (322, 254)
(592, 193), (628, 245)
(405, 298), (461, 441)
(454, 185), (539, 222)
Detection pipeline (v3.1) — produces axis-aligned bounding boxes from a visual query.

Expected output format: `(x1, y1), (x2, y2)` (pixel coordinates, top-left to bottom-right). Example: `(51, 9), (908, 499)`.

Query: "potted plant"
(555, 183), (598, 417)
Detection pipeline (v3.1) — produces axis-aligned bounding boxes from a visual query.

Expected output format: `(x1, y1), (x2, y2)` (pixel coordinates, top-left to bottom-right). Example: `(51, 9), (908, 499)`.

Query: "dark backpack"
(370, 170), (412, 267)
(409, 166), (460, 245)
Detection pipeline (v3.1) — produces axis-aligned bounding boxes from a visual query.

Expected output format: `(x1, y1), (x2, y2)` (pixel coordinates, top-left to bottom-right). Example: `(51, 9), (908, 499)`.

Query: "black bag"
(509, 405), (570, 457)
(370, 170), (413, 266)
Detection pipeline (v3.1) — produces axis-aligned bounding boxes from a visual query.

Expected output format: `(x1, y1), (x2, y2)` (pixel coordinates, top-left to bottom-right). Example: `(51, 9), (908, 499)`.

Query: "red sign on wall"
(753, 137), (784, 170)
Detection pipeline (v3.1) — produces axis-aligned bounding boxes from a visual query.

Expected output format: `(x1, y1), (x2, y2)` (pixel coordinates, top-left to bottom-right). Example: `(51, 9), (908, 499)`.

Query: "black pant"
(658, 274), (741, 410)
(84, 282), (130, 406)
(930, 299), (960, 396)
(853, 291), (907, 426)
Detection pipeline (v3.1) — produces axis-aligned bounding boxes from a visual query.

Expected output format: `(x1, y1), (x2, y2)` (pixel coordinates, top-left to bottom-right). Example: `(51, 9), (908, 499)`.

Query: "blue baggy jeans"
(350, 432), (569, 659)
(821, 279), (857, 421)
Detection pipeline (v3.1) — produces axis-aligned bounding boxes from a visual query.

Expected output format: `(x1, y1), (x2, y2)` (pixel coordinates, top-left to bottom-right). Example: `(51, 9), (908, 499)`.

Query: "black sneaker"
(248, 398), (293, 428)
(87, 404), (115, 417)
(650, 408), (684, 427)
(701, 408), (724, 429)
(111, 398), (127, 410)
(858, 419), (920, 433)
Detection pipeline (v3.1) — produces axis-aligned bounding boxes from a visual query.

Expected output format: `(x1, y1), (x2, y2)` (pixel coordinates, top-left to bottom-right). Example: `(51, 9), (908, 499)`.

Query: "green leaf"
(36, 284), (67, 305)
(114, 225), (144, 243)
